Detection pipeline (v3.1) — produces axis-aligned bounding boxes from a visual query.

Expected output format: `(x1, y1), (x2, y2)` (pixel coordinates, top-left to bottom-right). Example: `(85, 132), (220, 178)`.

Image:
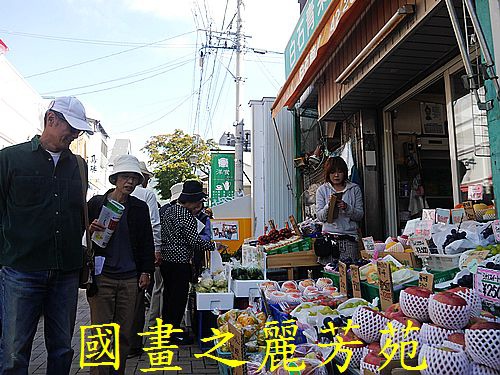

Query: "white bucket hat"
(169, 182), (183, 203)
(109, 155), (144, 185)
(48, 96), (93, 134)
(139, 161), (153, 178)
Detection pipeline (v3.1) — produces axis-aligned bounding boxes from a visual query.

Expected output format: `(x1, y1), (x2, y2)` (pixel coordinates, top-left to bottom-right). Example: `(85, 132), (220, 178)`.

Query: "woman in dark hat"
(159, 179), (215, 344)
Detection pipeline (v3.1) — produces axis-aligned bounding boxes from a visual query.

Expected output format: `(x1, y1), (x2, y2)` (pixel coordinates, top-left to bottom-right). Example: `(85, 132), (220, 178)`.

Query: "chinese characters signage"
(210, 152), (235, 206)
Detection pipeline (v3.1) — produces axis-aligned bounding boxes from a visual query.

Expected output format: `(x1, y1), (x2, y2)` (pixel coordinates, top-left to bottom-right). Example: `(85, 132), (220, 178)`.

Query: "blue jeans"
(0, 266), (79, 374)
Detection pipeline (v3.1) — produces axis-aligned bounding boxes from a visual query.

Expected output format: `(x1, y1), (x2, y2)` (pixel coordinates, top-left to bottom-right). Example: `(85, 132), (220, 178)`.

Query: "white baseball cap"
(48, 96), (93, 134)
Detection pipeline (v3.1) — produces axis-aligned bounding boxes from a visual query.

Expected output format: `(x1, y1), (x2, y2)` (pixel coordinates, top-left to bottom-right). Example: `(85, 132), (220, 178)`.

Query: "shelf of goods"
(266, 249), (319, 279)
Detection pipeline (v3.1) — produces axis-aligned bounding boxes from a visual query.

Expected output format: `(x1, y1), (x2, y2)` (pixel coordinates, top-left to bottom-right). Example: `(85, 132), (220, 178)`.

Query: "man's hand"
(139, 273), (150, 289)
(89, 219), (105, 234)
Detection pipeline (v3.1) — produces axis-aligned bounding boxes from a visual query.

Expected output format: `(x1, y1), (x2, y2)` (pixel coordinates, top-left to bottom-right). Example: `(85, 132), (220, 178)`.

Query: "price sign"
(362, 236), (375, 251)
(415, 220), (433, 240)
(377, 261), (394, 311)
(351, 265), (362, 298)
(468, 184), (484, 201)
(338, 261), (348, 296)
(493, 220), (500, 243)
(436, 208), (451, 224)
(422, 209), (436, 223)
(409, 237), (431, 258)
(463, 201), (476, 220)
(418, 272), (434, 292)
(229, 322), (245, 375)
(463, 250), (490, 269)
(474, 267), (500, 304)
(289, 215), (301, 237)
(451, 208), (466, 224)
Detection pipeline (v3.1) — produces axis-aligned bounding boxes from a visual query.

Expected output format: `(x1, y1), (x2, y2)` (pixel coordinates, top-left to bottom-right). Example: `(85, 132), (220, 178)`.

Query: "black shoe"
(127, 348), (142, 359)
(170, 335), (193, 345)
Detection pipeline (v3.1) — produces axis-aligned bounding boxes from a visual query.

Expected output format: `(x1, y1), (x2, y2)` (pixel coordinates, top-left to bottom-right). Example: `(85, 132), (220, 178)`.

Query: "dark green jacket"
(0, 136), (86, 272)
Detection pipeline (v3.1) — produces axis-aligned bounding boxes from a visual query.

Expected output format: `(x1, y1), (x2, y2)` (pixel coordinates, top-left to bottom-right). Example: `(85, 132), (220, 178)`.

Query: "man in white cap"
(0, 97), (92, 373)
(128, 161), (161, 357)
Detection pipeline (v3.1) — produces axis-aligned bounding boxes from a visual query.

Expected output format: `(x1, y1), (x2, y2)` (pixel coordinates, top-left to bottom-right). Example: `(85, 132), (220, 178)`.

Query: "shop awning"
(271, 0), (367, 118)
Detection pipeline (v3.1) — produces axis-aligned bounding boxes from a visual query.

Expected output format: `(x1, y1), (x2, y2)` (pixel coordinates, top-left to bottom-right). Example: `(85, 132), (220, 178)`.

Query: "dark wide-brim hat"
(179, 179), (207, 202)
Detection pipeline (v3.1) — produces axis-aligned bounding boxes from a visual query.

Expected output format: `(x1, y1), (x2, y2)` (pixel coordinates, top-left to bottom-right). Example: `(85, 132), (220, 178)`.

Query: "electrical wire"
(41, 53), (193, 94)
(0, 28), (196, 48)
(25, 30), (196, 78)
(65, 58), (194, 96)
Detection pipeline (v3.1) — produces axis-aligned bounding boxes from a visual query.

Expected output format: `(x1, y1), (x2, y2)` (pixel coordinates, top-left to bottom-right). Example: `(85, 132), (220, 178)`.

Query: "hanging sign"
(210, 152), (235, 206)
(463, 201), (476, 220)
(436, 209), (451, 224)
(418, 272), (434, 292)
(451, 208), (466, 224)
(377, 261), (394, 311)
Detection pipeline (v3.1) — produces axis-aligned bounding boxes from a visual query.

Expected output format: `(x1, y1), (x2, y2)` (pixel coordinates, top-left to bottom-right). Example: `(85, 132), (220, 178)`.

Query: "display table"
(266, 249), (319, 279)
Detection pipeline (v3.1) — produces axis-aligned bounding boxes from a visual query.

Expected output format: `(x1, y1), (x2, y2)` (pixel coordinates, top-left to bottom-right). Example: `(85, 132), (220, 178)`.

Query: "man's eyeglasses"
(118, 173), (140, 183)
(52, 110), (83, 136)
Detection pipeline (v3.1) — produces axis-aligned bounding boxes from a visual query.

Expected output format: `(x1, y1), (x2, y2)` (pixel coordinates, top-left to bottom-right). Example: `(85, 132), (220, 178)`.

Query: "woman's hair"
(324, 156), (349, 184)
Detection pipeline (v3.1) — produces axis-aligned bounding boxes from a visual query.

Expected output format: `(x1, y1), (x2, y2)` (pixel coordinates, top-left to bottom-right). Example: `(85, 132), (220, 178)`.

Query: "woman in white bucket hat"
(86, 154), (154, 374)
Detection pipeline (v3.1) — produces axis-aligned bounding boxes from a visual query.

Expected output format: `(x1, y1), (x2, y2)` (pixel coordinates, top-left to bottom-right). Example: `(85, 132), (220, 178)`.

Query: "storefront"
(273, 0), (499, 237)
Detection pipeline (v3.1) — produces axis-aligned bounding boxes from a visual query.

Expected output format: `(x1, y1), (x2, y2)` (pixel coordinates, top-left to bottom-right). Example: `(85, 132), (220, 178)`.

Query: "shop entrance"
(389, 79), (453, 233)
(383, 57), (496, 235)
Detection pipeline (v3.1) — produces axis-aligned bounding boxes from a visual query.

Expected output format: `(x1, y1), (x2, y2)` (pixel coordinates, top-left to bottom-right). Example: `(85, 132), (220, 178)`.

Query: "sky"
(1, 0), (299, 159)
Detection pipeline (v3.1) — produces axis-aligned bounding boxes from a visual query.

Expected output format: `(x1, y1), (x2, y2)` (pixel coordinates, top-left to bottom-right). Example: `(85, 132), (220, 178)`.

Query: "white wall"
(250, 97), (296, 236)
(0, 54), (45, 149)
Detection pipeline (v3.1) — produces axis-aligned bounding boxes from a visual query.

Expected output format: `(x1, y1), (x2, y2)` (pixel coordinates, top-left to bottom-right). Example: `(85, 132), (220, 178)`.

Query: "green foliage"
(142, 129), (218, 200)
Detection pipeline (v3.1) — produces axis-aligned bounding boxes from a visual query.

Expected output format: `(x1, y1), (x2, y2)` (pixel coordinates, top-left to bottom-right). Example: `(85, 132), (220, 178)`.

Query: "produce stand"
(266, 249), (319, 279)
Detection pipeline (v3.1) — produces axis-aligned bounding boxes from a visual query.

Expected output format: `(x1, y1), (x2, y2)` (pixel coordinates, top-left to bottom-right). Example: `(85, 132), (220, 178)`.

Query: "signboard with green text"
(210, 152), (235, 206)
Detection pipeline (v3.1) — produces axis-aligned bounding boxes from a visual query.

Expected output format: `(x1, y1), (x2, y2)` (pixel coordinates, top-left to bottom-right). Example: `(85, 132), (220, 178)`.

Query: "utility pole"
(234, 0), (244, 195)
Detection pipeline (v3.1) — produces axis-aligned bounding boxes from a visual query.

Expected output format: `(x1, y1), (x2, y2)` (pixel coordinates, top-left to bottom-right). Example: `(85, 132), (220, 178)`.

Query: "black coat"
(88, 189), (155, 276)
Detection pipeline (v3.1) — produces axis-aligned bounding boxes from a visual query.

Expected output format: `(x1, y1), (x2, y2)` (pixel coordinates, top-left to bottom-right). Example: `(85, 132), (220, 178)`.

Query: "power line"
(25, 30), (196, 78)
(0, 28), (196, 48)
(41, 53), (193, 95)
(65, 58), (194, 96)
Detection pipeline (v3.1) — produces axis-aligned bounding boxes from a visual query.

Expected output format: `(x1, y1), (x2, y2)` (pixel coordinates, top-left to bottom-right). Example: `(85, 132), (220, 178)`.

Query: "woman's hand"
(89, 219), (105, 234)
(337, 200), (347, 210)
(139, 273), (151, 289)
(154, 251), (162, 266)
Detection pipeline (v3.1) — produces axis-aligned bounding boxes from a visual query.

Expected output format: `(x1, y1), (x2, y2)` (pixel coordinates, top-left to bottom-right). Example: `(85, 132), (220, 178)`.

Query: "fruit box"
(361, 250), (422, 268)
(230, 279), (266, 298)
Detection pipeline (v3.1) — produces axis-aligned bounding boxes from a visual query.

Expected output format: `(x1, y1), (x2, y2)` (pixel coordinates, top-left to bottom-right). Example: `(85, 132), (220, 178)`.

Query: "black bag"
(314, 235), (340, 258)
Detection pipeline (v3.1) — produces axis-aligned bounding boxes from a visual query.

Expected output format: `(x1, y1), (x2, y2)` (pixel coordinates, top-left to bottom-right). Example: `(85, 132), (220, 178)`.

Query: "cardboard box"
(196, 292), (234, 311)
(361, 250), (422, 268)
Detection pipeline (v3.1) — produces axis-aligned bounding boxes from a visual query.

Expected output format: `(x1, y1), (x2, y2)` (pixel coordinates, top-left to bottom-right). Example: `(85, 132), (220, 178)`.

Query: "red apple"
(405, 286), (432, 298)
(385, 303), (406, 320)
(363, 351), (384, 366)
(447, 333), (465, 347)
(433, 292), (467, 306)
(367, 342), (382, 354)
(393, 316), (422, 328)
(468, 321), (500, 330)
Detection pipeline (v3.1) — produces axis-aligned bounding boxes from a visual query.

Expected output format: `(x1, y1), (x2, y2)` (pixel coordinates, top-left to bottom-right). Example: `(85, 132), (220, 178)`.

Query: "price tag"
(362, 236), (375, 251)
(468, 184), (484, 201)
(268, 219), (276, 231)
(338, 261), (348, 296)
(289, 215), (301, 237)
(229, 322), (245, 375)
(493, 220), (500, 243)
(350, 265), (362, 298)
(451, 208), (466, 224)
(415, 220), (433, 240)
(409, 237), (430, 258)
(377, 260), (394, 311)
(463, 201), (476, 220)
(474, 267), (500, 304)
(422, 209), (436, 223)
(418, 272), (434, 292)
(463, 250), (490, 269)
(436, 208), (451, 224)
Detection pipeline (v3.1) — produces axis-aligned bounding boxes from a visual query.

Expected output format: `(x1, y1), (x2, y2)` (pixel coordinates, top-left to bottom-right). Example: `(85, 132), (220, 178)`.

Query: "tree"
(143, 129), (218, 200)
